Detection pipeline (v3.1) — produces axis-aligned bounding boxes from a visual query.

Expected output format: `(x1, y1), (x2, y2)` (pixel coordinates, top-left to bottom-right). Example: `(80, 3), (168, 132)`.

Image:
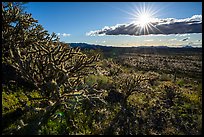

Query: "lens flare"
(137, 12), (152, 28)
(121, 2), (162, 35)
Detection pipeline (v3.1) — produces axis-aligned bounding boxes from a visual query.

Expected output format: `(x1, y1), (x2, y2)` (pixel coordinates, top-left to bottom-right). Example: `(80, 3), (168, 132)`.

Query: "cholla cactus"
(2, 2), (100, 99)
(17, 41), (99, 100)
(2, 2), (40, 63)
(145, 71), (160, 86)
(2, 2), (101, 133)
(114, 74), (148, 106)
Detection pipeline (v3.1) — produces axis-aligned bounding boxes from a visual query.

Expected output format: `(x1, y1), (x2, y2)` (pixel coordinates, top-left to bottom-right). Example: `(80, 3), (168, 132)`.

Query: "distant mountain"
(69, 43), (199, 50)
(182, 45), (193, 48)
(138, 46), (169, 48)
(69, 43), (111, 50)
(69, 43), (170, 49)
(68, 43), (201, 56)
(156, 46), (169, 48)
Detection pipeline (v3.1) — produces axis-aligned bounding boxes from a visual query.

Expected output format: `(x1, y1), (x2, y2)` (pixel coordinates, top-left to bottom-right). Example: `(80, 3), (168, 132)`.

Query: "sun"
(122, 3), (161, 35)
(137, 12), (152, 28)
(117, 3), (162, 35)
(133, 8), (157, 35)
(134, 4), (156, 30)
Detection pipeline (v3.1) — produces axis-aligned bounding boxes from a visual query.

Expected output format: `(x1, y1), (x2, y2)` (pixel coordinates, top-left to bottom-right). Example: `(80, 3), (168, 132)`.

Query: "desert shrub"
(159, 73), (171, 81)
(98, 59), (123, 76)
(145, 71), (160, 86)
(196, 83), (202, 96)
(85, 74), (112, 89)
(176, 79), (185, 87)
(2, 85), (32, 115)
(2, 84), (44, 134)
(154, 81), (202, 135)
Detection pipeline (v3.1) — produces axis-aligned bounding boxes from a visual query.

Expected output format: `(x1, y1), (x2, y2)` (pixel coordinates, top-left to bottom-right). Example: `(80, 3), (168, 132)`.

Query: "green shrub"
(176, 79), (185, 87)
(85, 74), (111, 89)
(160, 73), (171, 81)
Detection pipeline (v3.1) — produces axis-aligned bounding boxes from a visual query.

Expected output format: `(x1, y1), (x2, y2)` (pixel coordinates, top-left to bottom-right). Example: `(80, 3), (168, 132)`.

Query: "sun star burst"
(137, 12), (152, 28)
(126, 3), (161, 35)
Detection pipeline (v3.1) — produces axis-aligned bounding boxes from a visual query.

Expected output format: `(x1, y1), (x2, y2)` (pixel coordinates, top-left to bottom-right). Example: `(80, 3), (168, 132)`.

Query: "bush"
(85, 74), (112, 89)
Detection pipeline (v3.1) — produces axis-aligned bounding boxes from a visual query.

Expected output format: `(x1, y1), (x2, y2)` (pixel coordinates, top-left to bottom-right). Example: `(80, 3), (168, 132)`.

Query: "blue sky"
(25, 2), (202, 47)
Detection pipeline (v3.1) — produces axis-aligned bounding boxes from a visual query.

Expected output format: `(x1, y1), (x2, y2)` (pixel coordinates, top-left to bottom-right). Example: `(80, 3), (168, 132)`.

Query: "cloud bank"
(57, 33), (71, 37)
(86, 15), (202, 36)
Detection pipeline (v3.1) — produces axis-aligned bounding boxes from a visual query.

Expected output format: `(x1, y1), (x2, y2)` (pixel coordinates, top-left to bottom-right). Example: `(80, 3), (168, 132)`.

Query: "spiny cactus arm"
(69, 55), (99, 74)
(70, 76), (83, 89)
(11, 47), (29, 73)
(51, 43), (63, 56)
(44, 47), (98, 76)
(57, 49), (81, 64)
(128, 75), (142, 92)
(50, 46), (69, 66)
(17, 50), (48, 87)
(117, 74), (145, 99)
(61, 91), (84, 99)
(38, 44), (50, 54)
(87, 54), (100, 64)
(19, 45), (95, 95)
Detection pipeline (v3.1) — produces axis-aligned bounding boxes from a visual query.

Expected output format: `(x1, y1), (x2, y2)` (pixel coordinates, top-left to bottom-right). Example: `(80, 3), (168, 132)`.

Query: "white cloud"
(175, 34), (190, 37)
(86, 15), (202, 36)
(144, 39), (154, 42)
(56, 33), (71, 37)
(62, 33), (71, 37)
(169, 38), (177, 41)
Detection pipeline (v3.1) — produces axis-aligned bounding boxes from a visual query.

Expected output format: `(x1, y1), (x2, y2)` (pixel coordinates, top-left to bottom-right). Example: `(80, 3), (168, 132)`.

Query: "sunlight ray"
(126, 2), (164, 36)
(148, 22), (164, 34)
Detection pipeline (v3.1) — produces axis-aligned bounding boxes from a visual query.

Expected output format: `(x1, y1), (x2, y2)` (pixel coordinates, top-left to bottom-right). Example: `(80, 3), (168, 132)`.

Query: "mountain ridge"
(68, 42), (201, 49)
